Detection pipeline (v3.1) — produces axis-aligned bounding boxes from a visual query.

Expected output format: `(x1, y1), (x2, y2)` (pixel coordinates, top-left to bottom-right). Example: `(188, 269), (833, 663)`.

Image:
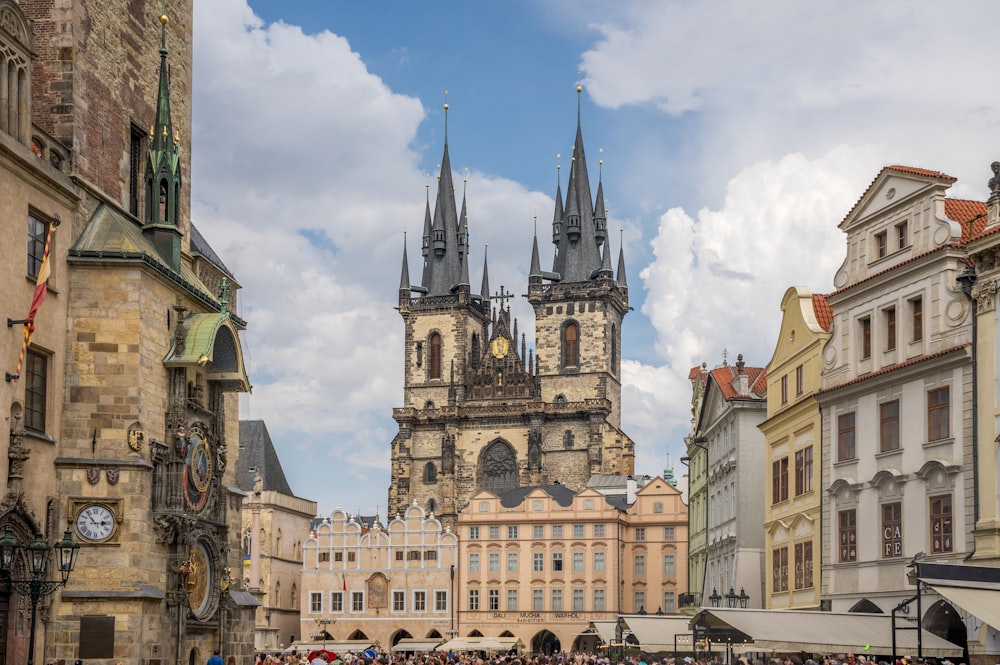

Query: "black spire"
(529, 220), (542, 284)
(616, 230), (628, 289)
(480, 246), (490, 300)
(399, 233), (411, 292)
(422, 102), (463, 296)
(551, 86), (601, 283)
(420, 186), (432, 288)
(597, 232), (613, 279)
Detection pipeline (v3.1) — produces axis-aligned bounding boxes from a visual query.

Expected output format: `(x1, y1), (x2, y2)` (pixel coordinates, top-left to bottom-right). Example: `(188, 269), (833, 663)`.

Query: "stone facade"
(389, 109), (634, 526)
(760, 288), (831, 610)
(1, 2), (255, 664)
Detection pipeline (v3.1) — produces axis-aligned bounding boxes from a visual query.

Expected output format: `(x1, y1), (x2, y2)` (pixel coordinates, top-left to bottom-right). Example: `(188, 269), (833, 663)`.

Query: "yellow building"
(456, 477), (687, 654)
(760, 288), (831, 609)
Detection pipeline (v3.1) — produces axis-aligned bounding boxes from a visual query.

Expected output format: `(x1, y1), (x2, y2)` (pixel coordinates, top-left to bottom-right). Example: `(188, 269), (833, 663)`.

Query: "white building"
(818, 166), (978, 650)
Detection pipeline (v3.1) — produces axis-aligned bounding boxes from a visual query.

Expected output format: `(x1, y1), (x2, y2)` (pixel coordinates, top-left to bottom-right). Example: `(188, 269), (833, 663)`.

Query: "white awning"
(926, 581), (1000, 631)
(622, 616), (697, 652)
(391, 639), (443, 653)
(282, 641), (373, 655)
(692, 608), (962, 657)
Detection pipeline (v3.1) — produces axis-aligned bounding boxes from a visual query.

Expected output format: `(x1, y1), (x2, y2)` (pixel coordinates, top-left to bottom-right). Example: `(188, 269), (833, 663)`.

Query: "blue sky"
(190, 0), (1000, 516)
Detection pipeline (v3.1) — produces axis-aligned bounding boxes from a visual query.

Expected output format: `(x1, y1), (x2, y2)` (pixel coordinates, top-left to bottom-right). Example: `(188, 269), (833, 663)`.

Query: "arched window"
(429, 333), (442, 379)
(562, 322), (579, 368)
(471, 333), (481, 369)
(478, 440), (518, 494)
(274, 581), (281, 608)
(291, 584), (298, 607)
(428, 498), (437, 513)
(424, 462), (437, 484)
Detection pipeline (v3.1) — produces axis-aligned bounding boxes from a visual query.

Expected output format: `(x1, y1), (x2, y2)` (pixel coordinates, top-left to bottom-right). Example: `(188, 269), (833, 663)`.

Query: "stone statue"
(253, 472), (263, 495)
(990, 161), (1000, 197)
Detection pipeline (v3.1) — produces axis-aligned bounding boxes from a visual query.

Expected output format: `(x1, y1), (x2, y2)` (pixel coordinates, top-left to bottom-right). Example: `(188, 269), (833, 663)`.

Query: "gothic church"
(389, 96), (635, 524)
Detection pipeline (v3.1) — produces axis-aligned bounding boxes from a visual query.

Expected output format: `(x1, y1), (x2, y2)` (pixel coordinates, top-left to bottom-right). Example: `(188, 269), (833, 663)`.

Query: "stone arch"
(427, 629), (443, 639)
(390, 629), (413, 647)
(924, 599), (967, 660)
(848, 598), (883, 613)
(499, 630), (514, 637)
(468, 630), (483, 637)
(532, 630), (561, 656)
(347, 629), (368, 640)
(477, 439), (518, 494)
(561, 319), (580, 368)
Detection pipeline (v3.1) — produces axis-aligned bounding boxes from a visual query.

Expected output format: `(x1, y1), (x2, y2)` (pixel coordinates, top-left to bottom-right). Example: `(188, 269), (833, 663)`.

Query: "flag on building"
(342, 571), (347, 591)
(9, 218), (59, 382)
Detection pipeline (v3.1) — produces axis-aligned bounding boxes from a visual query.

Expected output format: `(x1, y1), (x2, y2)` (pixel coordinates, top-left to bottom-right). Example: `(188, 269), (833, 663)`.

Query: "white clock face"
(76, 504), (115, 542)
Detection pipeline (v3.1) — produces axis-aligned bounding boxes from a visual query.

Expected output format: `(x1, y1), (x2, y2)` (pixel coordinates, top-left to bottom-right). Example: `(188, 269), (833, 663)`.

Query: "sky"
(189, 0), (1000, 517)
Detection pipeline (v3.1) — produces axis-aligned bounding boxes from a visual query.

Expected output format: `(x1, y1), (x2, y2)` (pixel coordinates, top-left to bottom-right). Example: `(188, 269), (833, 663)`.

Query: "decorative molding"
(973, 279), (998, 314)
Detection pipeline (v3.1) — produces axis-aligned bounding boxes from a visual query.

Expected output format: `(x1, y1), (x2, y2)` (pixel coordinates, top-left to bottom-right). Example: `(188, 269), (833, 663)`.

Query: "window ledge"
(833, 458), (859, 468)
(875, 448), (903, 459)
(923, 437), (954, 449)
(22, 429), (55, 444)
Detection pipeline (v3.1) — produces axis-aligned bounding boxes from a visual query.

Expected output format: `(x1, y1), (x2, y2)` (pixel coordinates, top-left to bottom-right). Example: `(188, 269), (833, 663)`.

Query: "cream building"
(456, 477), (687, 654)
(300, 504), (459, 653)
(239, 420), (317, 651)
(818, 165), (979, 654)
(760, 288), (831, 609)
(687, 359), (767, 609)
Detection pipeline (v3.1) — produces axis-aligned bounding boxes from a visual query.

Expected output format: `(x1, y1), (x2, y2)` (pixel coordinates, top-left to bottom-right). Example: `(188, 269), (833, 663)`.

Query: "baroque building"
(760, 288), (831, 610)
(389, 96), (634, 525)
(2, 1), (255, 663)
(817, 166), (979, 655)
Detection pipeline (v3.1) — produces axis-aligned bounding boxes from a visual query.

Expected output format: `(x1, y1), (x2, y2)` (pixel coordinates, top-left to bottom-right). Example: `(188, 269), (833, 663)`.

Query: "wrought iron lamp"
(708, 587), (722, 607)
(0, 527), (80, 665)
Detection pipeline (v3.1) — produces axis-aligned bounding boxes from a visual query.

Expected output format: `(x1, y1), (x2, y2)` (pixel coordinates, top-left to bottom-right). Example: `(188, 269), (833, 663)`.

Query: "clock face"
(183, 426), (213, 511)
(75, 504), (115, 543)
(187, 541), (214, 618)
(490, 336), (510, 359)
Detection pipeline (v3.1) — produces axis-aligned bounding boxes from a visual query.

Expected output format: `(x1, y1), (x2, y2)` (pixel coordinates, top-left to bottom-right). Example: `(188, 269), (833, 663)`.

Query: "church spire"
(616, 229), (628, 289)
(480, 245), (490, 300)
(551, 163), (564, 277)
(142, 5), (183, 271)
(597, 231), (613, 279)
(593, 155), (607, 246)
(529, 216), (542, 284)
(423, 101), (463, 296)
(399, 232), (411, 292)
(457, 177), (470, 289)
(551, 84), (601, 283)
(420, 184), (432, 288)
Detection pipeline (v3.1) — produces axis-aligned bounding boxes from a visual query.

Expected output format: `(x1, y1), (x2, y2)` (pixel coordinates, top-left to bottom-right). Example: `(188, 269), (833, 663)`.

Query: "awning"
(589, 620), (616, 644)
(391, 638), (443, 653)
(622, 616), (697, 652)
(282, 641), (372, 655)
(926, 581), (1000, 631)
(692, 608), (962, 657)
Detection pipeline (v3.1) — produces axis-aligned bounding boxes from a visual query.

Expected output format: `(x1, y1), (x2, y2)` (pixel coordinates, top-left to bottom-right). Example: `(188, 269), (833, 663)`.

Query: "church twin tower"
(389, 97), (635, 523)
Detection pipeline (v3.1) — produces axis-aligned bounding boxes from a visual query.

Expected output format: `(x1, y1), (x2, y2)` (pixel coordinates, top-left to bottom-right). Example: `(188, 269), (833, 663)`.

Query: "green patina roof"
(70, 204), (221, 310)
(163, 312), (228, 365)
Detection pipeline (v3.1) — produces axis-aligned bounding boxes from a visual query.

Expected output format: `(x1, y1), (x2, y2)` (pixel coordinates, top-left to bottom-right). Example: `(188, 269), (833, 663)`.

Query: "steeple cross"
(490, 286), (514, 308)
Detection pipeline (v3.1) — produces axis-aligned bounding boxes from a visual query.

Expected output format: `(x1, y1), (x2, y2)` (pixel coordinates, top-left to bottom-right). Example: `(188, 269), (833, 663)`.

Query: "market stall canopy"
(283, 641), (372, 655)
(622, 616), (695, 652)
(391, 639), (444, 653)
(691, 608), (962, 657)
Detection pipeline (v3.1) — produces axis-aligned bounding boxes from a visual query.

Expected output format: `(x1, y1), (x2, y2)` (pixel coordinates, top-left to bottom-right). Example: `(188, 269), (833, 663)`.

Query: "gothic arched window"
(477, 439), (518, 494)
(424, 462), (437, 484)
(471, 332), (481, 369)
(429, 332), (442, 379)
(562, 321), (579, 368)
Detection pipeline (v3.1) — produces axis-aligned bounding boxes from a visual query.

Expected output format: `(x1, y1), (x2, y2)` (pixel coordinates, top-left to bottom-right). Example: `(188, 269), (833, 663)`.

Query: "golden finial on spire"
(160, 13), (169, 25)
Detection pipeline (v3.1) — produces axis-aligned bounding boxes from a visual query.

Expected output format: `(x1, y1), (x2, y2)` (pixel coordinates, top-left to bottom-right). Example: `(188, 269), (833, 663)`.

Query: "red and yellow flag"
(9, 218), (59, 382)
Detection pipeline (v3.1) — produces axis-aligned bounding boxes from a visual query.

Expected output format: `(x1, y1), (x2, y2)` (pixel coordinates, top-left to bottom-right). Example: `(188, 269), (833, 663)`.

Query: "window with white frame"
(572, 551), (584, 572)
(552, 525), (563, 538)
(572, 588), (584, 611)
(663, 554), (675, 574)
(507, 525), (518, 539)
(634, 591), (646, 613)
(413, 590), (426, 612)
(594, 523), (605, 538)
(435, 590), (448, 612)
(489, 525), (500, 539)
(469, 526), (480, 540)
(634, 554), (645, 574)
(351, 591), (364, 612)
(310, 592), (322, 613)
(468, 552), (480, 572)
(468, 589), (479, 610)
(532, 588), (544, 610)
(532, 552), (544, 572)
(488, 588), (499, 611)
(552, 552), (563, 571)
(573, 524), (585, 538)
(593, 588), (605, 611)
(488, 552), (500, 572)
(532, 525), (544, 539)
(663, 591), (675, 613)
(392, 591), (404, 612)
(507, 552), (518, 572)
(551, 588), (563, 611)
(593, 551), (605, 572)
(506, 589), (518, 611)
(330, 591), (344, 613)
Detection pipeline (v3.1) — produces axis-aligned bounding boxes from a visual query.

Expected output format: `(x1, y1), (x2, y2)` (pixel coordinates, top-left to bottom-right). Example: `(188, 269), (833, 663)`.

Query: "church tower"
(527, 86), (629, 430)
(389, 94), (634, 525)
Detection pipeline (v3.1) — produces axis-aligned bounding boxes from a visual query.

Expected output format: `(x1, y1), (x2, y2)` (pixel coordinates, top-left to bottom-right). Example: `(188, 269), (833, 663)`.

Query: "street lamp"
(725, 587), (737, 608)
(737, 587), (749, 608)
(314, 616), (335, 650)
(708, 588), (721, 607)
(0, 527), (80, 665)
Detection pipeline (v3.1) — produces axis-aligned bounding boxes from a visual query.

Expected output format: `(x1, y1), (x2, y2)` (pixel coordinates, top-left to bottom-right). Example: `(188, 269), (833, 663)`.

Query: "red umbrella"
(307, 651), (337, 663)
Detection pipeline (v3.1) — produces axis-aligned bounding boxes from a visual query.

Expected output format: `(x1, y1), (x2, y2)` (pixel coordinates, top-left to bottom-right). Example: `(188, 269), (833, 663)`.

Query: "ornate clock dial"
(183, 426), (213, 511)
(187, 541), (214, 618)
(490, 336), (509, 359)
(75, 504), (115, 543)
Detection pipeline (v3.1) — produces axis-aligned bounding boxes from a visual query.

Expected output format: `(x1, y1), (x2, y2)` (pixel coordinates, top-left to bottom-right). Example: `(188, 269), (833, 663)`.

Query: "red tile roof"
(841, 165), (957, 228)
(817, 344), (969, 395)
(946, 198), (989, 243)
(708, 364), (767, 400)
(812, 294), (833, 332)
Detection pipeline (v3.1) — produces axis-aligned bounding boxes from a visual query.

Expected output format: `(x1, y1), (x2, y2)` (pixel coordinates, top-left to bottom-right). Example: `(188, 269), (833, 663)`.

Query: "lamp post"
(314, 616), (334, 650)
(613, 615), (625, 663)
(0, 527), (80, 665)
(708, 588), (721, 607)
(737, 587), (749, 608)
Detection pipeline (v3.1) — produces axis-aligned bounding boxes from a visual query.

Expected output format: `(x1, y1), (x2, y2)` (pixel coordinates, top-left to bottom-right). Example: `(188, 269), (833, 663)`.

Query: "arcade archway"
(924, 600), (968, 663)
(532, 630), (560, 656)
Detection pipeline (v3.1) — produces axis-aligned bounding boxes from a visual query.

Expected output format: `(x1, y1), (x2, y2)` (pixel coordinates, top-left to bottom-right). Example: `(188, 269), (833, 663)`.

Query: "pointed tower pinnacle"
(480, 245), (490, 301)
(551, 162), (564, 276)
(594, 154), (607, 246)
(424, 100), (462, 296)
(399, 232), (411, 292)
(616, 229), (628, 289)
(142, 4), (183, 272)
(597, 230), (613, 279)
(457, 177), (471, 289)
(529, 216), (542, 284)
(420, 184), (432, 289)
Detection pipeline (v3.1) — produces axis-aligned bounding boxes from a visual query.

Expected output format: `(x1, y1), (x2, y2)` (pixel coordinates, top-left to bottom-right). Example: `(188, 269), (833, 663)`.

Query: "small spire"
(576, 79), (583, 127)
(480, 245), (490, 300)
(443, 91), (449, 145)
(594, 151), (607, 246)
(598, 232), (613, 278)
(529, 223), (542, 279)
(616, 228), (628, 289)
(399, 231), (411, 291)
